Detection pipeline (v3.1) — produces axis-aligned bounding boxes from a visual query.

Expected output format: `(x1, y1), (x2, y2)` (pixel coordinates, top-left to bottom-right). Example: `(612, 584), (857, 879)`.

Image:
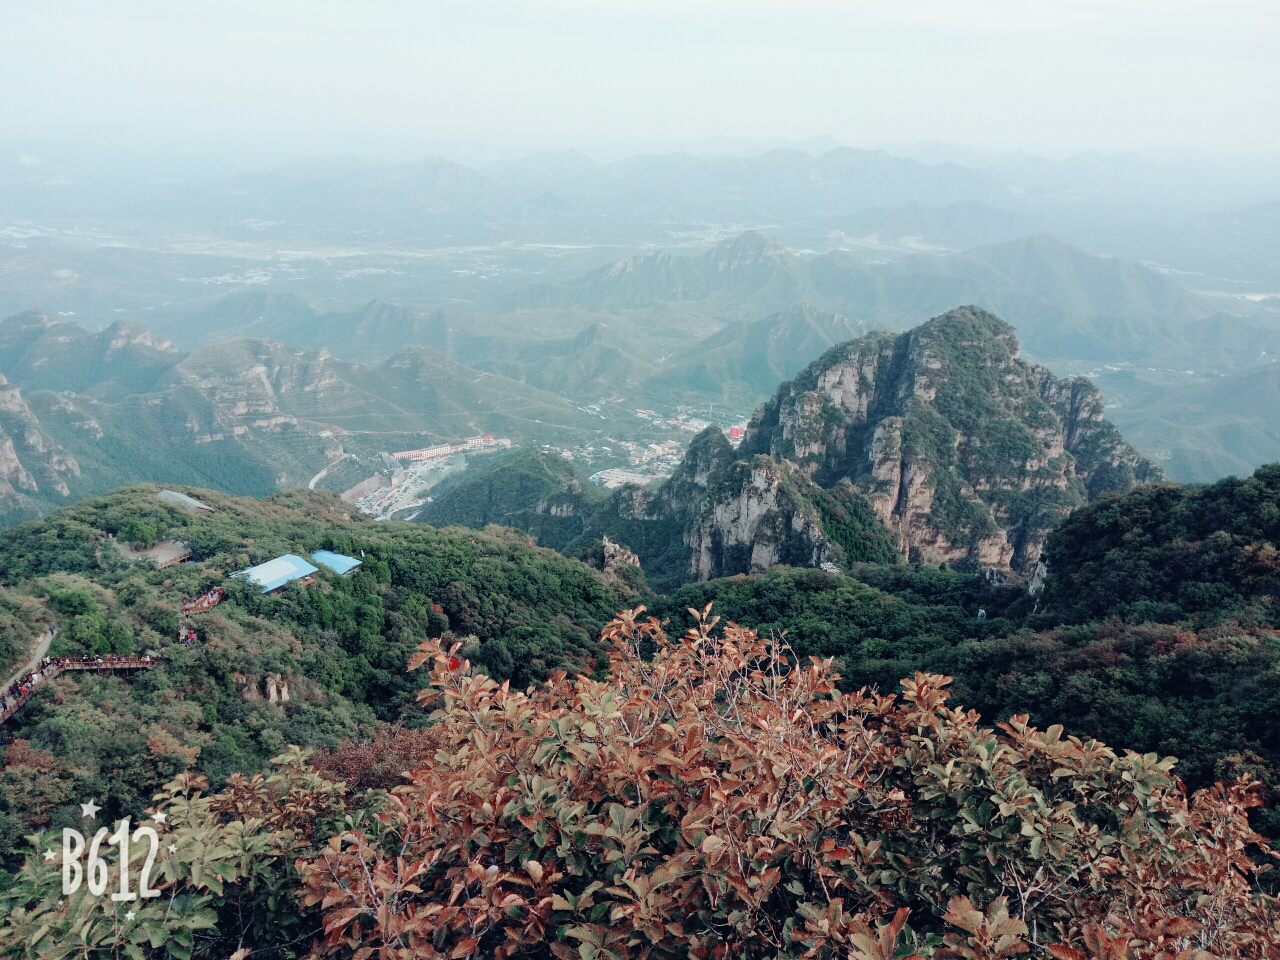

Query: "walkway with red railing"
(0, 655), (159, 726)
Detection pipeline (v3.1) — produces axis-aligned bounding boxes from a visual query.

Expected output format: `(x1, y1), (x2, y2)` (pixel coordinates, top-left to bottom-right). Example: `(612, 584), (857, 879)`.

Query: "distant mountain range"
(2, 220), (1277, 521)
(0, 309), (616, 526)
(0, 313), (181, 399)
(1111, 361), (1280, 481)
(181, 230), (1248, 380)
(497, 230), (1232, 371)
(146, 230), (1280, 481)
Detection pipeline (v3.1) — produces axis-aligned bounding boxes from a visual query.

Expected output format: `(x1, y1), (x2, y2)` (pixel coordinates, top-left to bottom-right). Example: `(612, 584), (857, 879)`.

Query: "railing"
(0, 656), (158, 726)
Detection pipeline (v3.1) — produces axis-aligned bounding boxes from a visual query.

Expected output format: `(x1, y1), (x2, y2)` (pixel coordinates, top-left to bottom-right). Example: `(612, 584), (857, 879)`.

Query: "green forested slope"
(0, 484), (628, 881)
(6, 456), (1280, 895)
(417, 447), (607, 552)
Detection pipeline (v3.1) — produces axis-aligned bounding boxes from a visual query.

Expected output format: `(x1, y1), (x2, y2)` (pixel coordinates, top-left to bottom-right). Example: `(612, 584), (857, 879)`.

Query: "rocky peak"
(616, 426), (740, 530)
(739, 306), (1161, 570)
(0, 373), (30, 416)
(102, 321), (179, 356)
(708, 230), (788, 270)
(171, 339), (344, 423)
(606, 250), (672, 278)
(0, 372), (79, 510)
(601, 535), (641, 576)
(686, 455), (836, 580)
(669, 426), (736, 491)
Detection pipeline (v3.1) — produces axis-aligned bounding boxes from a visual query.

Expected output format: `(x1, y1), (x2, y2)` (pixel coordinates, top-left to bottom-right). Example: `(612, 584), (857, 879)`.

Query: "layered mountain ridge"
(128, 229), (1280, 482)
(0, 311), (615, 526)
(422, 306), (1157, 584)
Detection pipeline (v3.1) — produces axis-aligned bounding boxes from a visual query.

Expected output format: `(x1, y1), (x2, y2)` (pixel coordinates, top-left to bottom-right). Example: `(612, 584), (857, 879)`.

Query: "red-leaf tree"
(5, 606), (1277, 958)
(293, 606), (1280, 959)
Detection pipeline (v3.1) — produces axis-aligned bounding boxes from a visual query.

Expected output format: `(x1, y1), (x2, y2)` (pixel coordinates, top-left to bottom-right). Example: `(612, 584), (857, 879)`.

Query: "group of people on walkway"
(177, 586), (224, 644)
(181, 587), (225, 615)
(2, 659), (52, 715)
(1, 654), (158, 719)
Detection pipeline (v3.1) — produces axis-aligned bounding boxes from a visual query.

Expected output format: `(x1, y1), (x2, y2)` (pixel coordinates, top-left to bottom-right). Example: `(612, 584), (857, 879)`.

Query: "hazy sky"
(4, 0), (1278, 158)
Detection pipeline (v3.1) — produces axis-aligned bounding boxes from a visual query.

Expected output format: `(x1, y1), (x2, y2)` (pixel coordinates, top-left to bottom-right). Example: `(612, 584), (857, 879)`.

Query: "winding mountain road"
(309, 453), (352, 490)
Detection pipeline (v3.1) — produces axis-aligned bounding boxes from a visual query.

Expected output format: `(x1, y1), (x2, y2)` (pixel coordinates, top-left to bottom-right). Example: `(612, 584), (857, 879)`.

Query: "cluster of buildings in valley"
(588, 467), (667, 489)
(337, 419), (749, 518)
(389, 435), (512, 463)
(567, 422), (750, 489)
(632, 406), (751, 447)
(585, 442), (670, 487)
(555, 437), (684, 488)
(615, 438), (684, 477)
(343, 436), (513, 520)
(633, 408), (711, 434)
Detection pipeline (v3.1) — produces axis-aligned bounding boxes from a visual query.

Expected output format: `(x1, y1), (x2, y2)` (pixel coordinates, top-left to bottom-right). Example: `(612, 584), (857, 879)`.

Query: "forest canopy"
(2, 609), (1277, 959)
(4, 464), (1280, 955)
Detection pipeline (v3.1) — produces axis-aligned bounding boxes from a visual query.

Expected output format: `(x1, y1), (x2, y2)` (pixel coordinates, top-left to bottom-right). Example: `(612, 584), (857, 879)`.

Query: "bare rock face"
(168, 339), (345, 430)
(739, 306), (1162, 570)
(0, 435), (37, 492)
(0, 373), (79, 509)
(265, 673), (291, 703)
(103, 323), (178, 357)
(601, 535), (641, 576)
(686, 456), (836, 580)
(0, 375), (29, 415)
(234, 672), (262, 701)
(579, 422), (897, 586)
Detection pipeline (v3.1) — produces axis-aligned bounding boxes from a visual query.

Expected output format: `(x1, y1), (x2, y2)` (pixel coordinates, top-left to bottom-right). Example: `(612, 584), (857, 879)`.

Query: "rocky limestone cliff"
(601, 535), (641, 578)
(583, 426), (894, 585)
(685, 455), (835, 580)
(102, 322), (179, 357)
(0, 373), (79, 509)
(168, 339), (341, 423)
(738, 306), (1162, 569)
(0, 311), (182, 398)
(596, 427), (738, 531)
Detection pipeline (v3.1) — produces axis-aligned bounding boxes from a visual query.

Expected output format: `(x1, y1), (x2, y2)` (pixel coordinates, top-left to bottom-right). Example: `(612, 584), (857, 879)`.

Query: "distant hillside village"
(334, 425), (749, 514)
(338, 436), (512, 520)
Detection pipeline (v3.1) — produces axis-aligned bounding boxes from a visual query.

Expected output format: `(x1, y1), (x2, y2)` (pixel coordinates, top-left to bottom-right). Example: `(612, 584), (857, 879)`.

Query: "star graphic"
(151, 811), (167, 824)
(167, 844), (177, 853)
(125, 910), (135, 921)
(80, 799), (101, 820)
(43, 848), (56, 862)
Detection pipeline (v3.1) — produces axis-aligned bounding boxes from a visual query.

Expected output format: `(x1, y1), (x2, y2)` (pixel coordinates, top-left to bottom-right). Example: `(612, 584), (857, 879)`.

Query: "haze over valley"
(10, 6), (1280, 955)
(3, 147), (1280, 521)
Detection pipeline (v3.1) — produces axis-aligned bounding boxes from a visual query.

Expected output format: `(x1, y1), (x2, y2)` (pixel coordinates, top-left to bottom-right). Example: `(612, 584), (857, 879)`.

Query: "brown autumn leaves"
(5, 604), (1280, 958)
(296, 606), (1280, 959)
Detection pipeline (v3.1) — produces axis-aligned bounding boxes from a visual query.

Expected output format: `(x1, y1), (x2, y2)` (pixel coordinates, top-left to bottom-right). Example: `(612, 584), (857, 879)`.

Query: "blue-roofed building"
(311, 550), (363, 576)
(238, 554), (319, 594)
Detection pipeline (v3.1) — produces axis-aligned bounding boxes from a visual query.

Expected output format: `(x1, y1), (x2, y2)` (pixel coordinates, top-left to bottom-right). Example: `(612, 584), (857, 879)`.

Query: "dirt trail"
(3, 625), (54, 691)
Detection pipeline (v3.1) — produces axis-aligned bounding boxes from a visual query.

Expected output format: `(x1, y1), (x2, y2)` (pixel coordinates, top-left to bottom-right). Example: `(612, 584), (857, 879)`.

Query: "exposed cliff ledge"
(686, 456), (835, 580)
(738, 306), (1162, 569)
(0, 373), (79, 511)
(581, 427), (897, 584)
